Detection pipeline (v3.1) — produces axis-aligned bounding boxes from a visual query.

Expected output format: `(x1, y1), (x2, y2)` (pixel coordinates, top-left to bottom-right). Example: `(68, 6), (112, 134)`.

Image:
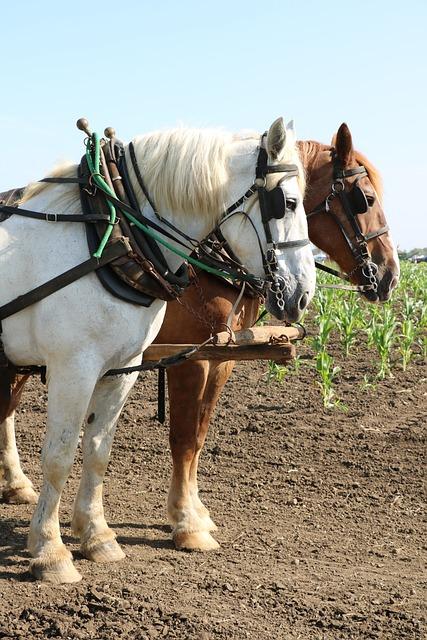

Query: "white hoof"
(3, 485), (39, 505)
(174, 530), (220, 551)
(81, 536), (125, 563)
(30, 553), (82, 584)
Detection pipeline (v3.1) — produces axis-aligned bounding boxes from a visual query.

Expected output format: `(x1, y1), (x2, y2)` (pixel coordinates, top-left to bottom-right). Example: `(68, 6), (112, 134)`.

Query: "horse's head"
(220, 117), (315, 322)
(303, 123), (399, 302)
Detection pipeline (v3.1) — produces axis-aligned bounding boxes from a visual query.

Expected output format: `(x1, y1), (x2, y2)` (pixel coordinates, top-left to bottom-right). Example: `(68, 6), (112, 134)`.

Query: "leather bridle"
(129, 136), (310, 311)
(307, 151), (389, 293)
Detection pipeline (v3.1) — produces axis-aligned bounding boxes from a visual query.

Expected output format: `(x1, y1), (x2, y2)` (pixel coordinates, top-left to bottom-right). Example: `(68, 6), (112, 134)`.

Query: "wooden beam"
(143, 342), (295, 363)
(144, 325), (301, 363)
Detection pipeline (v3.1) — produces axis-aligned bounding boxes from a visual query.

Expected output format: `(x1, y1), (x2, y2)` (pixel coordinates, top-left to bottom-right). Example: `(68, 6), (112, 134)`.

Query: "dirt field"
(1, 329), (426, 639)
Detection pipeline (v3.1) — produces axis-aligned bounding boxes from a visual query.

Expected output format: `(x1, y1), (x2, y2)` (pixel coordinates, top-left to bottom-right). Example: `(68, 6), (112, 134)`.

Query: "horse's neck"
(297, 140), (333, 209)
(297, 140), (332, 179)
(138, 140), (259, 274)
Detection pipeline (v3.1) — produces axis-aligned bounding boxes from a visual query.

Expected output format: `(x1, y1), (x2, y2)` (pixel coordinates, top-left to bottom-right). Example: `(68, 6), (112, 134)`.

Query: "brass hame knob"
(76, 118), (91, 136)
(104, 127), (116, 140)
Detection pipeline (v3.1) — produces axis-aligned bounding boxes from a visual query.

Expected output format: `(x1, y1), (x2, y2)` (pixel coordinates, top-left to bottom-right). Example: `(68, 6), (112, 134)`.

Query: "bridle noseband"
(307, 151), (389, 293)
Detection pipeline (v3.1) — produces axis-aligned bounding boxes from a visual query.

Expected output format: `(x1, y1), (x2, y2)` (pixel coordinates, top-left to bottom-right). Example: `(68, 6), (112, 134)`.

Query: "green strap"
(85, 133), (117, 258)
(85, 132), (259, 283)
(120, 207), (258, 281)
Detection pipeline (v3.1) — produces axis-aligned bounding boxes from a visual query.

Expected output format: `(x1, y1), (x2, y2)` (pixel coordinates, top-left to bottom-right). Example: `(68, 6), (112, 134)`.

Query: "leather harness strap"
(0, 237), (131, 325)
(0, 204), (111, 224)
(307, 150), (389, 292)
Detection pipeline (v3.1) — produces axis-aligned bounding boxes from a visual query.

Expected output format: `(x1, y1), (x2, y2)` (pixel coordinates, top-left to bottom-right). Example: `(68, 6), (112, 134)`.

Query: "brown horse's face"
(303, 124), (400, 302)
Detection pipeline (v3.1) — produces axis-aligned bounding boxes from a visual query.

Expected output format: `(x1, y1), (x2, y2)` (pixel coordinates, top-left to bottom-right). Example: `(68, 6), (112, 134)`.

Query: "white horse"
(0, 117), (315, 583)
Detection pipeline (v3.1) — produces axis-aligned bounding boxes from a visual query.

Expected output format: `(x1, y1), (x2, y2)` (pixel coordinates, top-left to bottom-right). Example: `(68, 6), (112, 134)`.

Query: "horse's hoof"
(3, 485), (39, 505)
(174, 530), (220, 551)
(30, 556), (82, 584)
(81, 537), (125, 563)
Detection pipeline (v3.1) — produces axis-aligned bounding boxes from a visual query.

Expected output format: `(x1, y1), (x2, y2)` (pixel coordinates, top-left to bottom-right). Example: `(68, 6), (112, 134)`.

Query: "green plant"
(266, 360), (287, 383)
(370, 305), (397, 378)
(315, 350), (341, 408)
(336, 295), (362, 356)
(312, 313), (334, 353)
(399, 318), (416, 371)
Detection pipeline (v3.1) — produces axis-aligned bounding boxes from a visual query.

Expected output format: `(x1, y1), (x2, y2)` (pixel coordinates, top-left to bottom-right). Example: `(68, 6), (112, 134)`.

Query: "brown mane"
(354, 150), (383, 200)
(297, 140), (383, 201)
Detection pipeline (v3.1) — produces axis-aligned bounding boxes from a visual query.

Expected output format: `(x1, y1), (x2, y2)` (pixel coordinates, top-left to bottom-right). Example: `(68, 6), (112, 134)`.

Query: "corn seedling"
(399, 318), (416, 371)
(371, 305), (397, 378)
(315, 350), (341, 408)
(360, 374), (377, 392)
(336, 296), (362, 356)
(312, 313), (334, 353)
(266, 360), (287, 383)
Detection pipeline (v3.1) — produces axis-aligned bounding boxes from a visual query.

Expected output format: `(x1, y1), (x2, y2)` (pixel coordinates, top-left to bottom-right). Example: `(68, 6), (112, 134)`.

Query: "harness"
(0, 120), (310, 410)
(205, 142), (309, 311)
(307, 151), (389, 292)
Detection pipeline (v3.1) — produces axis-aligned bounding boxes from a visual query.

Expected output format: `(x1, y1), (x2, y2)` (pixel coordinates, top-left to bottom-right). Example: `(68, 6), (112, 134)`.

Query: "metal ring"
(89, 172), (103, 187)
(361, 262), (378, 279)
(331, 180), (345, 194)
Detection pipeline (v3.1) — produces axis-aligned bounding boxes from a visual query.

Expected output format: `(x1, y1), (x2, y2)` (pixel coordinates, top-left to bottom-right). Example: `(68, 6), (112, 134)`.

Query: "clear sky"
(1, 0), (425, 250)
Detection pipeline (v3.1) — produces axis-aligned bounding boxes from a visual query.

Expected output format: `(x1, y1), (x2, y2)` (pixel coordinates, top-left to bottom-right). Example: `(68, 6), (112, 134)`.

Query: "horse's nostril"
(298, 292), (309, 311)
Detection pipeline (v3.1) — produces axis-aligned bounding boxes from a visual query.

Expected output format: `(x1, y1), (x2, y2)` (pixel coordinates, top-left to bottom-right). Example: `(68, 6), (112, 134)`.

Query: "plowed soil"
(1, 326), (426, 639)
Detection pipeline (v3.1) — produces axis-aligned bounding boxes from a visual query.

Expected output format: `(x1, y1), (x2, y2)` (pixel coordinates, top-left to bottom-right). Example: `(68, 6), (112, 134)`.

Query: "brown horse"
(158, 122), (399, 550)
(1, 123), (399, 554)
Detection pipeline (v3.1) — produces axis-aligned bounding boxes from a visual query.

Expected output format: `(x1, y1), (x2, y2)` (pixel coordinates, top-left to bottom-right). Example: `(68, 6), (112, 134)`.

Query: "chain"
(177, 274), (217, 334)
(362, 261), (379, 293)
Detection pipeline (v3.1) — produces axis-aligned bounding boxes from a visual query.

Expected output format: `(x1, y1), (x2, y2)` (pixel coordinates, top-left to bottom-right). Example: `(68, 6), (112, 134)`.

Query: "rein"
(308, 151), (389, 293)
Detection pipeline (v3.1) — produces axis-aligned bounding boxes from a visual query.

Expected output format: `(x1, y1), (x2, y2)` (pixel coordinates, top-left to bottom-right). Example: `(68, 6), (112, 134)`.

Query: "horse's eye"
(366, 195), (375, 207)
(286, 198), (297, 211)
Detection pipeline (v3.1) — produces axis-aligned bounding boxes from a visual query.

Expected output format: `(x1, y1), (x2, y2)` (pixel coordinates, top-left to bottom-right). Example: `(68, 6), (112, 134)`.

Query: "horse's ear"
(286, 119), (296, 135)
(330, 132), (337, 146)
(335, 123), (354, 166)
(266, 117), (287, 161)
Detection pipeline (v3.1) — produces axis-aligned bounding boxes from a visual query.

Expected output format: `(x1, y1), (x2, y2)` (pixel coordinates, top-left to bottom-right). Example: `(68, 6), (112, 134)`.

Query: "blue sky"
(1, 0), (425, 250)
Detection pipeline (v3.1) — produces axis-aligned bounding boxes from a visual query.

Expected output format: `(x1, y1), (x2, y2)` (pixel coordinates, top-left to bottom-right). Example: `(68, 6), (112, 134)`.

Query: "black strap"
(128, 142), (158, 213)
(365, 225), (389, 241)
(315, 261), (350, 281)
(276, 239), (311, 249)
(0, 205), (111, 224)
(0, 238), (131, 322)
(39, 177), (87, 185)
(334, 165), (367, 179)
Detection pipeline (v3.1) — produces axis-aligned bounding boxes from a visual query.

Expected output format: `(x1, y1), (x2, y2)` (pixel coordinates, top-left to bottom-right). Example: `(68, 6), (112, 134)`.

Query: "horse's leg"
(71, 364), (139, 563)
(28, 362), (99, 584)
(167, 359), (219, 550)
(188, 359), (236, 523)
(0, 410), (38, 504)
(167, 358), (236, 551)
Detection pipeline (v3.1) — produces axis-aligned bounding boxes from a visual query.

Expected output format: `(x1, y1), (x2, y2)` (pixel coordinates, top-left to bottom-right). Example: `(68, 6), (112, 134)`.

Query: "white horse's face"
(220, 118), (316, 323)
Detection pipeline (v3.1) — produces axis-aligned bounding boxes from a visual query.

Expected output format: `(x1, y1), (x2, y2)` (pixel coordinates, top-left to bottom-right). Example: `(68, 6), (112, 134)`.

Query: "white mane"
(20, 126), (305, 226)
(132, 127), (305, 226)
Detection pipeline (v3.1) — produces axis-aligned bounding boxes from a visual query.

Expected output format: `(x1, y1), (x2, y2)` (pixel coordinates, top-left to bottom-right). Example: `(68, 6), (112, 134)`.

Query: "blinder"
(262, 185), (287, 222)
(306, 150), (390, 294)
(348, 182), (368, 215)
(211, 141), (309, 311)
